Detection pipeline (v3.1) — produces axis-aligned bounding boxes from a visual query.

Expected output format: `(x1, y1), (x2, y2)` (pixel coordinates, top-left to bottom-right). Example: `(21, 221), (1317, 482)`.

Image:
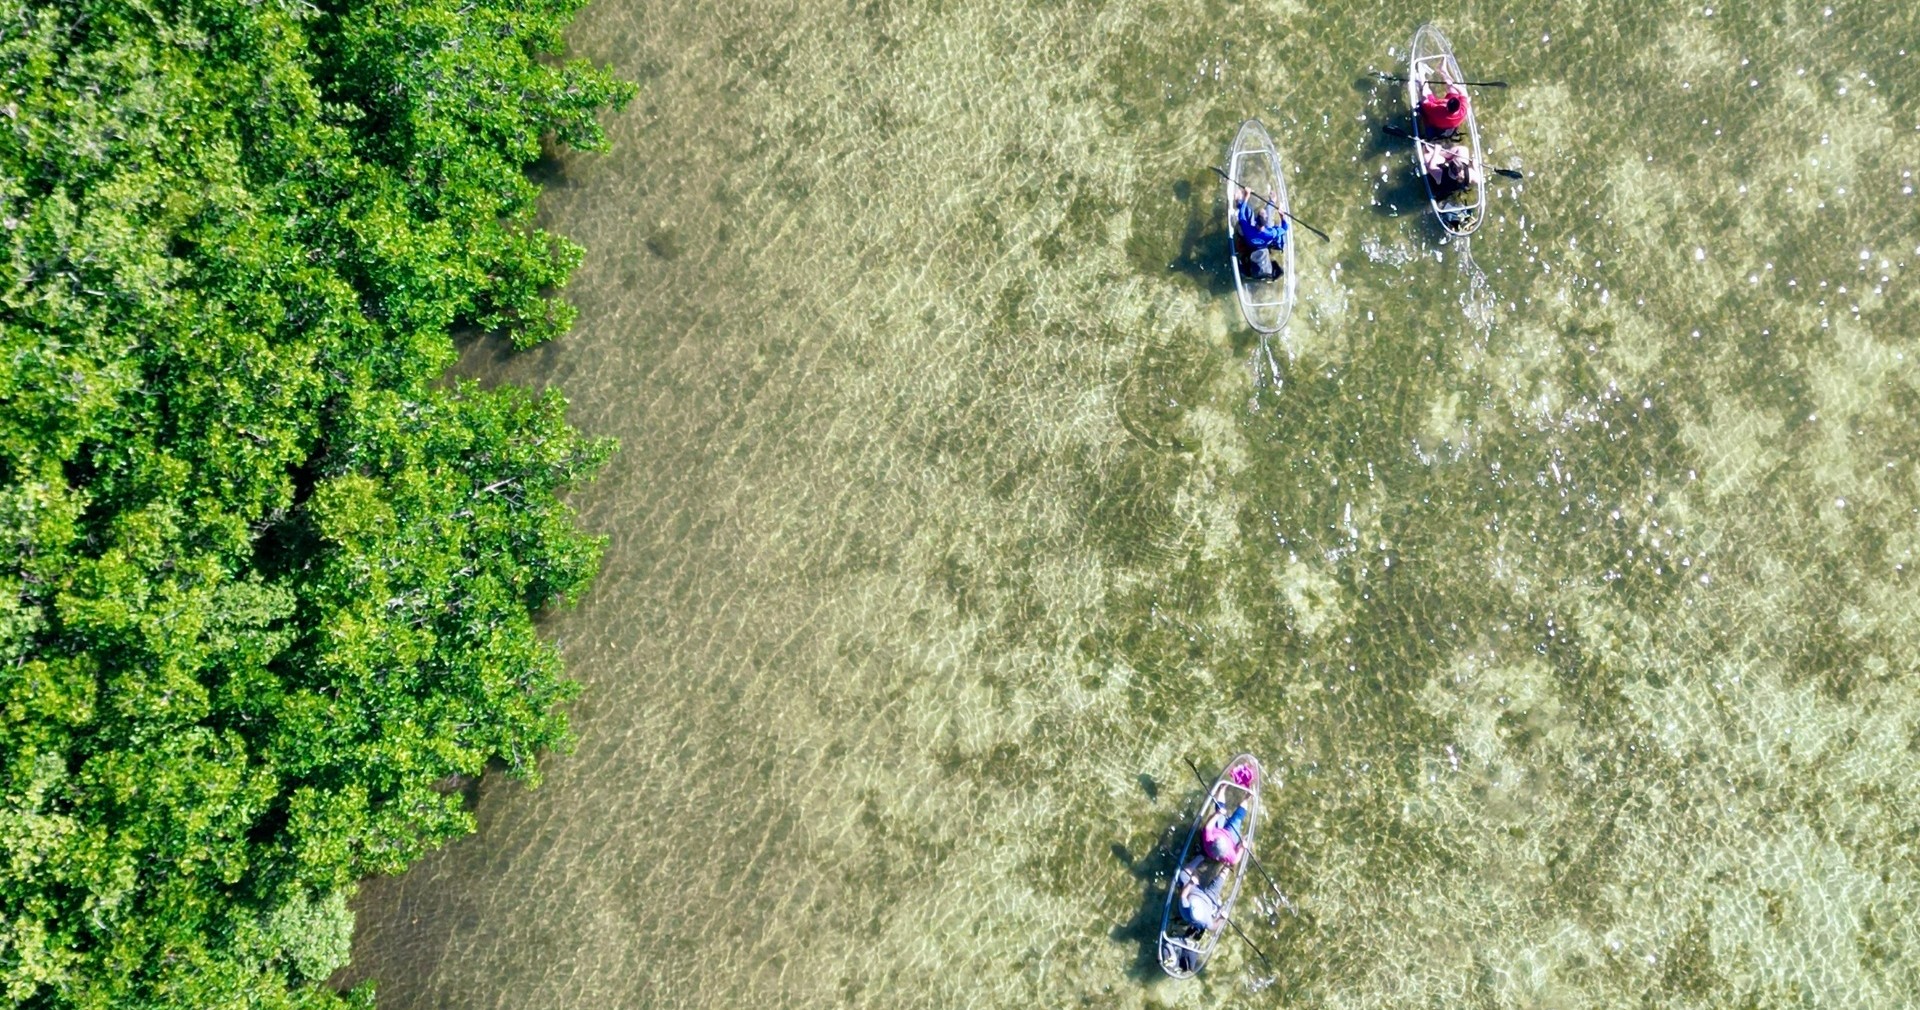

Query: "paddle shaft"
(1376, 71), (1508, 88)
(1245, 843), (1286, 906)
(1381, 125), (1524, 179)
(1179, 756), (1287, 902)
(1209, 166), (1331, 242)
(1223, 914), (1278, 971)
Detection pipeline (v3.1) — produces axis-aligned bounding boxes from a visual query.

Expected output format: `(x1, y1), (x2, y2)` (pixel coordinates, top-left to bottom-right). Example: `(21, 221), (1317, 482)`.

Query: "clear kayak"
(1156, 754), (1263, 979)
(1224, 120), (1295, 335)
(1407, 23), (1486, 236)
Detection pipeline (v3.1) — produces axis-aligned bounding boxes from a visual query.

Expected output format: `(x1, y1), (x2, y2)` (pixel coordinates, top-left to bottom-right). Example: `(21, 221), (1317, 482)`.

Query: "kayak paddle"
(1379, 125), (1524, 179)
(1374, 71), (1509, 88)
(1222, 913), (1278, 972)
(1208, 166), (1331, 242)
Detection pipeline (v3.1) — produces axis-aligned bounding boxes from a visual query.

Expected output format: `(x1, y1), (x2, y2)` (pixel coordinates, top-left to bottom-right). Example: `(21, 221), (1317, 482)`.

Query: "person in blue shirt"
(1234, 187), (1287, 280)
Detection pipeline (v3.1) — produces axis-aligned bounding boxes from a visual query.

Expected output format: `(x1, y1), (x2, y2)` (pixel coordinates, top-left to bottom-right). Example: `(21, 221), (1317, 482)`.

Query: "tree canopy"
(0, 0), (631, 1005)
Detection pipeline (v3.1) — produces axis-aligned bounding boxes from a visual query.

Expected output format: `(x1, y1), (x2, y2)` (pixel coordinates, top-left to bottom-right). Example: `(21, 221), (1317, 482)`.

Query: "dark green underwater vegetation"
(0, 0), (630, 1004)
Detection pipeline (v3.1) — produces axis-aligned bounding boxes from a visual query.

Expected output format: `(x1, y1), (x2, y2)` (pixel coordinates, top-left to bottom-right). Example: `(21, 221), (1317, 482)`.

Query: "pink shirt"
(1202, 825), (1242, 864)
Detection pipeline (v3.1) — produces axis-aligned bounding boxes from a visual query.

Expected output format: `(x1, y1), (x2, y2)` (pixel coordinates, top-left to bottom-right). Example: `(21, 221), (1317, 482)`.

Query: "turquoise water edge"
(342, 2), (1920, 1006)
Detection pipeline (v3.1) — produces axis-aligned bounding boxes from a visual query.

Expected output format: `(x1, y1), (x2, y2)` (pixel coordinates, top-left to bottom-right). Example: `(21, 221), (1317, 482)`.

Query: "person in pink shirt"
(1199, 798), (1249, 865)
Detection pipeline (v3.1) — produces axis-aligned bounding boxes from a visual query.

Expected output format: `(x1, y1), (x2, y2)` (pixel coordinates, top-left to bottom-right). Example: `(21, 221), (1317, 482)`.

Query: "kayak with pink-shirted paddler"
(1156, 753), (1263, 979)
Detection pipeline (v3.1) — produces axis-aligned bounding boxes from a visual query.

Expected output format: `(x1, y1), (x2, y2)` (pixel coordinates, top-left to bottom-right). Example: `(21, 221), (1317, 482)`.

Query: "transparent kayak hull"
(1407, 23), (1487, 236)
(1156, 754), (1263, 979)
(1224, 120), (1295, 334)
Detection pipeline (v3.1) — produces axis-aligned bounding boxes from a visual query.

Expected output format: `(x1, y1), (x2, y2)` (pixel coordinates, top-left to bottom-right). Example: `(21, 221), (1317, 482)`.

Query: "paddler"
(1175, 861), (1228, 931)
(1200, 797), (1250, 865)
(1422, 141), (1483, 199)
(1233, 187), (1288, 280)
(1419, 83), (1469, 135)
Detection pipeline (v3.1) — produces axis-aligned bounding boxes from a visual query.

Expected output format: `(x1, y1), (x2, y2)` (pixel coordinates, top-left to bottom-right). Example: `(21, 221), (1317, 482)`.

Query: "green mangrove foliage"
(0, 0), (632, 1005)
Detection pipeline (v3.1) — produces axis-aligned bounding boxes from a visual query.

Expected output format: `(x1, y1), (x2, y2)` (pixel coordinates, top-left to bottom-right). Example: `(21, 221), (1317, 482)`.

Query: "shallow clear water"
(341, 2), (1920, 1006)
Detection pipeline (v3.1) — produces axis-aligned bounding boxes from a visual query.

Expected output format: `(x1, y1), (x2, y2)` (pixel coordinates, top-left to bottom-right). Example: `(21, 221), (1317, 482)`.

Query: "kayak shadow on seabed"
(1110, 771), (1190, 979)
(1368, 163), (1438, 225)
(1163, 178), (1238, 299)
(1107, 829), (1183, 981)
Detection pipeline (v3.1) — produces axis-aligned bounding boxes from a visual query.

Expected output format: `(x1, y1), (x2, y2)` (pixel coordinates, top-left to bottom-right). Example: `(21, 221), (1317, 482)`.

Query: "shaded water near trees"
(342, 1), (1920, 1006)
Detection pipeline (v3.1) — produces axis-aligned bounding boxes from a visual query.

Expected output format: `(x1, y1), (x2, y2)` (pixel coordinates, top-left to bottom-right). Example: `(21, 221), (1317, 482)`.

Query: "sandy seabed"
(344, 3), (1920, 1007)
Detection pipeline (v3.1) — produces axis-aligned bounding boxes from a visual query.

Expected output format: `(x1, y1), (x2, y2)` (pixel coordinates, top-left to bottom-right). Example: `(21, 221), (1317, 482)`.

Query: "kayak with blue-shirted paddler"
(1157, 754), (1263, 978)
(1223, 121), (1296, 335)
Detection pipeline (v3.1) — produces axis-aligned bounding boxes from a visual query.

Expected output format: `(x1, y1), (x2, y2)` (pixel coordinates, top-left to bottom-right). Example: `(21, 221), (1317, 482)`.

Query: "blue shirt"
(1236, 199), (1288, 249)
